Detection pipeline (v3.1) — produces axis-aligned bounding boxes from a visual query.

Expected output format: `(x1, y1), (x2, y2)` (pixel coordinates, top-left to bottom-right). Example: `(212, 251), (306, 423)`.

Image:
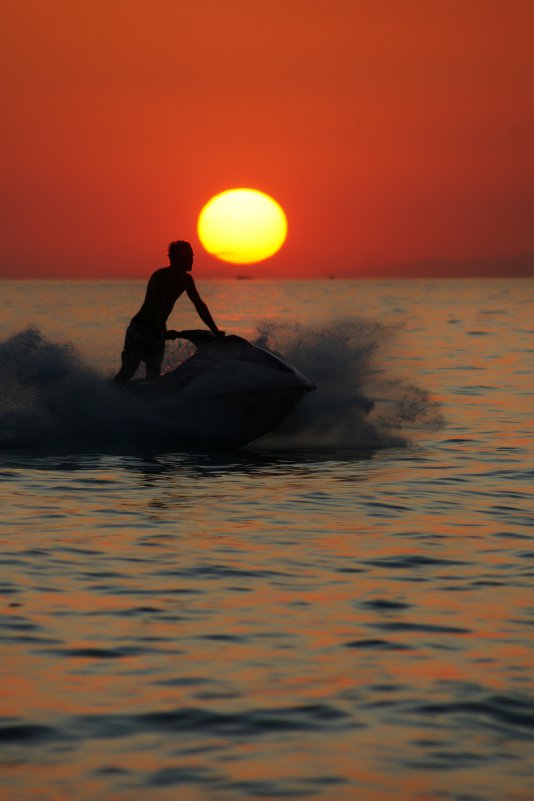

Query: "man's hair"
(168, 240), (193, 263)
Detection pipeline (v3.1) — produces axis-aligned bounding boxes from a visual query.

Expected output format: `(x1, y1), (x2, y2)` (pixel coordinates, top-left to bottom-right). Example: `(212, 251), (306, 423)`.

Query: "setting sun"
(197, 188), (287, 264)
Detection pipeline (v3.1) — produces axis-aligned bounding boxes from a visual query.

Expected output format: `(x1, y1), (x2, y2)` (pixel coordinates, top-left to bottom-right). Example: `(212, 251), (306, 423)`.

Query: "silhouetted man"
(113, 240), (224, 383)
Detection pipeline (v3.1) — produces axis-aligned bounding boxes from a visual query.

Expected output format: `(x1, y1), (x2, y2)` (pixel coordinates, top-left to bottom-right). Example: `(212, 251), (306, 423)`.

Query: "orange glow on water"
(0, 280), (532, 800)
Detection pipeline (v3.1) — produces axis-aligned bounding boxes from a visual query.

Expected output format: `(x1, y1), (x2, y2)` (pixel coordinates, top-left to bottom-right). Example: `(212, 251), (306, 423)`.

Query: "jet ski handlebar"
(166, 329), (226, 344)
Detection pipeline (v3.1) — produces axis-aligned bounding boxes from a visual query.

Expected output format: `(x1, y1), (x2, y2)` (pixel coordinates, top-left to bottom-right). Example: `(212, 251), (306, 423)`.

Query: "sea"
(0, 278), (532, 801)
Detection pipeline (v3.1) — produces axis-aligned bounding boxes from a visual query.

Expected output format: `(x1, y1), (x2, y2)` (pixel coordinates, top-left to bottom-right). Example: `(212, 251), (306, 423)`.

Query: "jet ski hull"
(156, 385), (309, 450)
(127, 332), (314, 450)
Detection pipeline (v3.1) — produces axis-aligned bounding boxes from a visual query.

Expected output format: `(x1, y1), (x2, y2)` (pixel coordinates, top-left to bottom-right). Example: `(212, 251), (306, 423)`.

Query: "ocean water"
(0, 278), (532, 801)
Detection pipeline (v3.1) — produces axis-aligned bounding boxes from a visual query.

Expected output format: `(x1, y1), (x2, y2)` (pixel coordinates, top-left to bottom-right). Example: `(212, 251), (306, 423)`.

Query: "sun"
(197, 188), (287, 264)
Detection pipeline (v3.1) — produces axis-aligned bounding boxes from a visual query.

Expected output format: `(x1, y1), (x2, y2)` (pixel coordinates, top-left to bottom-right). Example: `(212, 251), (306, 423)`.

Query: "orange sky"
(1, 0), (533, 278)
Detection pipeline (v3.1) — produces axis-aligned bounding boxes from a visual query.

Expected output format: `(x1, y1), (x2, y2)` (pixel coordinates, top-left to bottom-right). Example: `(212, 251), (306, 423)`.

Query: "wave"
(252, 319), (444, 449)
(0, 324), (443, 453)
(0, 328), (158, 452)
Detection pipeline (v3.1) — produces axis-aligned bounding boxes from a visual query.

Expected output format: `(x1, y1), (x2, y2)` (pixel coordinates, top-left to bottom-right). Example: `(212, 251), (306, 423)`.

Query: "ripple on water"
(0, 703), (352, 746)
(1, 279), (533, 800)
(404, 691), (534, 738)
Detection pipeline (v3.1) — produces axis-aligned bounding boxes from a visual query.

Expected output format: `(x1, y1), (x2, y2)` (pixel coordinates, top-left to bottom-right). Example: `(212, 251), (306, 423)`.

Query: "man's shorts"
(120, 319), (166, 373)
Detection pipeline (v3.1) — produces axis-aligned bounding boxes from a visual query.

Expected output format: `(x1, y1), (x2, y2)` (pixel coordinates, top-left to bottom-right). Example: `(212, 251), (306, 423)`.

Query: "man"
(113, 240), (224, 383)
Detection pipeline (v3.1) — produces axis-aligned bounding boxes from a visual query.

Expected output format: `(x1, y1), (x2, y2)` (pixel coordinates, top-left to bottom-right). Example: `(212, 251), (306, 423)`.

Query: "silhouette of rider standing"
(113, 240), (224, 383)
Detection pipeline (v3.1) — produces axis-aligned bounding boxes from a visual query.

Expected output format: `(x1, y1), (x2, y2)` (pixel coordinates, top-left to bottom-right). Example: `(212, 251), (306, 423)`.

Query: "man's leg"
(113, 349), (141, 384)
(144, 339), (165, 381)
(144, 353), (164, 381)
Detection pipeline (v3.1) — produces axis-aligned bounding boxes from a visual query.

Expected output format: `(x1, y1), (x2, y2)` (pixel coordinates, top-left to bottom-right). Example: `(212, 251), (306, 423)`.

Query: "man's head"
(168, 240), (194, 271)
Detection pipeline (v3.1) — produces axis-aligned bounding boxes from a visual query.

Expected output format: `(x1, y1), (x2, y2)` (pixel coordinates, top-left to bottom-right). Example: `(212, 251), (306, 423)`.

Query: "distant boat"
(235, 275), (253, 280)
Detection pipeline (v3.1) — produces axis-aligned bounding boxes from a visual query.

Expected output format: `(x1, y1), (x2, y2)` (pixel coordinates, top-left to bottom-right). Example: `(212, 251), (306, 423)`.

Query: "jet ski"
(127, 330), (315, 450)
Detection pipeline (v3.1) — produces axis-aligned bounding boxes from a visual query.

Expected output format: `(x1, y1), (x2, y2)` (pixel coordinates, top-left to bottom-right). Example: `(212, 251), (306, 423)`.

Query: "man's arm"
(185, 275), (223, 336)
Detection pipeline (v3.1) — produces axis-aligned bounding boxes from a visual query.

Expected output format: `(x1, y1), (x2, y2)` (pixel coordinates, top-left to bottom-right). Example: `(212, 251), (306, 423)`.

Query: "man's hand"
(167, 329), (225, 341)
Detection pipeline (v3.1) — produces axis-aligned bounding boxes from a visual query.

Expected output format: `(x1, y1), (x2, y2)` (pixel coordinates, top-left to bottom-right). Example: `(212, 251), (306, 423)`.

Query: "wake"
(0, 323), (443, 452)
(252, 319), (444, 450)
